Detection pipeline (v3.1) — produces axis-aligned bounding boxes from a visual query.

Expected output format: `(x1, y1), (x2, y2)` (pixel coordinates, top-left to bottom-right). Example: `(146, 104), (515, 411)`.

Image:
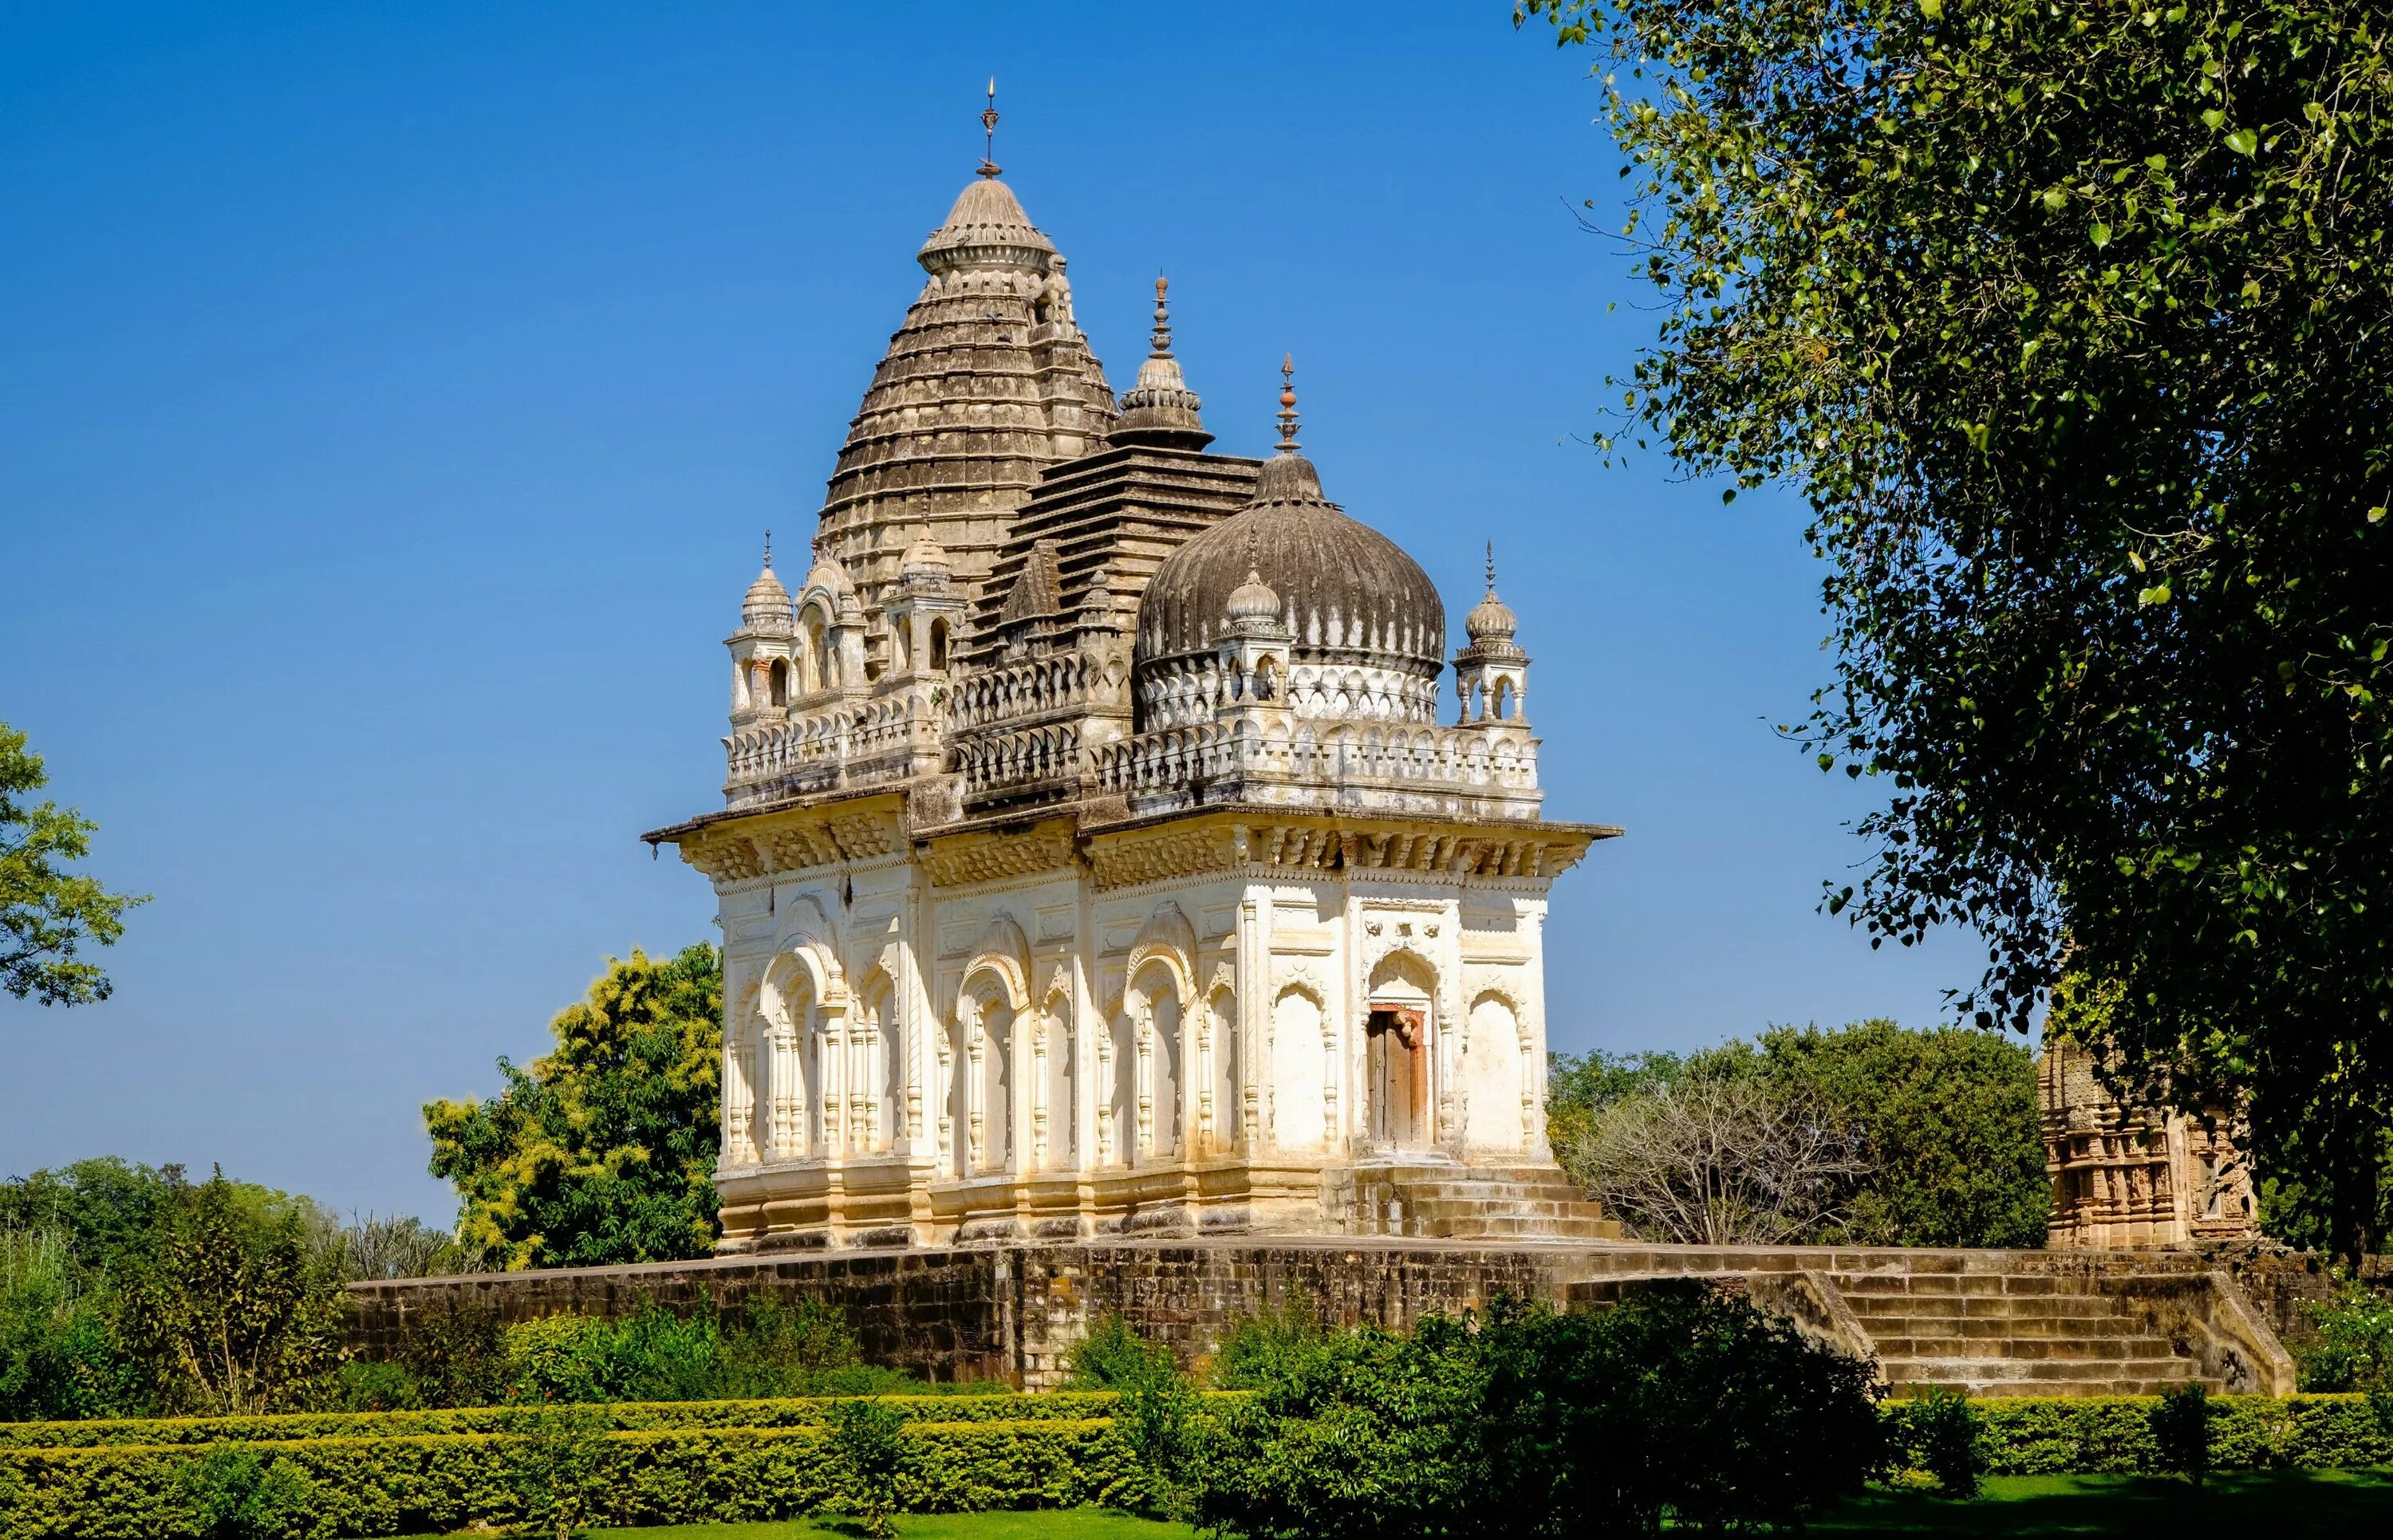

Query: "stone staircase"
(1829, 1266), (2211, 1397)
(1332, 1160), (1624, 1243)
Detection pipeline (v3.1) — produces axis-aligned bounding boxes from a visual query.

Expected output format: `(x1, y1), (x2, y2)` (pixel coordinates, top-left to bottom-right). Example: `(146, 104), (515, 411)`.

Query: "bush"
(827, 1398), (909, 1538)
(180, 1444), (321, 1540)
(2148, 1384), (2212, 1487)
(1469, 1289), (1885, 1536)
(0, 1416), (1145, 1537)
(1903, 1388), (1985, 1498)
(1883, 1392), (2393, 1475)
(1063, 1315), (1177, 1392)
(2294, 1273), (2393, 1392)
(506, 1404), (606, 1540)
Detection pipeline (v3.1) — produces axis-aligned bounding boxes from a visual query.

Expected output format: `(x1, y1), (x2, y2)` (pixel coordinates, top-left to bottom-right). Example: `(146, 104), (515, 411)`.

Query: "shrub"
(2294, 1273), (2393, 1392)
(331, 1362), (420, 1415)
(1471, 1289), (1885, 1536)
(507, 1404), (606, 1540)
(2148, 1383), (2212, 1487)
(179, 1444), (321, 1540)
(1191, 1315), (1480, 1540)
(1208, 1309), (1331, 1392)
(827, 1398), (909, 1538)
(1898, 1389), (1985, 1498)
(1063, 1315), (1177, 1392)
(385, 1302), (507, 1408)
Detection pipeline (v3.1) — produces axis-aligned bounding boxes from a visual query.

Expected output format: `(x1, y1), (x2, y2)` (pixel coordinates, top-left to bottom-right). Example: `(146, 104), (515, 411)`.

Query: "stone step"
(1845, 1314), (2151, 1341)
(1885, 1355), (2202, 1388)
(1871, 1334), (2177, 1362)
(1833, 1273), (2115, 1298)
(1845, 1302), (2146, 1328)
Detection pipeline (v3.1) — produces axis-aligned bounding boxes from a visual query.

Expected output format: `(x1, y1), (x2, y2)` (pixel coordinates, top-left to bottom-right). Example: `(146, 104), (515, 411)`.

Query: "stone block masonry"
(345, 1237), (2296, 1396)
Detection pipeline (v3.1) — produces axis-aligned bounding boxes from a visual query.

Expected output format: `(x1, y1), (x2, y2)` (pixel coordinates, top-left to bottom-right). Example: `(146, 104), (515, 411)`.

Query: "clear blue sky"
(0, 2), (1985, 1222)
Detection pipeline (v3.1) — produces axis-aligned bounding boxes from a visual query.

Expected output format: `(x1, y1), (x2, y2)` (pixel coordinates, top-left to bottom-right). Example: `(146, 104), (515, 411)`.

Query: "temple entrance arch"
(1366, 951), (1437, 1152)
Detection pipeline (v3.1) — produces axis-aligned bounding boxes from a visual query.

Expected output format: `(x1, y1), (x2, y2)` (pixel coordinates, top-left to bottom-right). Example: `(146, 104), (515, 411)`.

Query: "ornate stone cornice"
(660, 793), (910, 884)
(919, 817), (1081, 890)
(1083, 808), (1615, 892)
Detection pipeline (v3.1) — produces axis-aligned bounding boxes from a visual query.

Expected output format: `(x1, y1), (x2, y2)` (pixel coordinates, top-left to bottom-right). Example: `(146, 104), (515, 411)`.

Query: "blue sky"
(0, 2), (1985, 1222)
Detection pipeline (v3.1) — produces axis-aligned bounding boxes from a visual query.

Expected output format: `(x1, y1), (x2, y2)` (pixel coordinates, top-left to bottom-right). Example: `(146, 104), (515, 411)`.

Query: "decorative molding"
(921, 824), (1079, 888)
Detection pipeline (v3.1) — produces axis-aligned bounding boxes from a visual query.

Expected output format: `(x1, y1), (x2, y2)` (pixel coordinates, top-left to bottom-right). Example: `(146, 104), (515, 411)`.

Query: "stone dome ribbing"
(1134, 451), (1445, 672)
(743, 561), (793, 632)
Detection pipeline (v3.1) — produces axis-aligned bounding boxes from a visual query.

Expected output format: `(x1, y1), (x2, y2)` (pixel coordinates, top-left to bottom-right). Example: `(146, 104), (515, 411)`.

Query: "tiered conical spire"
(1111, 276), (1212, 451)
(812, 116), (1117, 656)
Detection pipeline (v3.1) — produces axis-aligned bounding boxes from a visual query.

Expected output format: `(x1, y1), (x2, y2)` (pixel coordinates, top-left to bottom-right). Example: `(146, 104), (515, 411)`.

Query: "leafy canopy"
(1521, 0), (2393, 1253)
(425, 943), (723, 1269)
(0, 722), (146, 1006)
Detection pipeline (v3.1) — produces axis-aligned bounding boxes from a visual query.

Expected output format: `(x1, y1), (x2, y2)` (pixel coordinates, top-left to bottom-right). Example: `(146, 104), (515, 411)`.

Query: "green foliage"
(0, 1414), (1145, 1537)
(1206, 1310), (1332, 1392)
(2294, 1273), (2393, 1391)
(1062, 1317), (1178, 1393)
(827, 1398), (910, 1538)
(0, 721), (147, 1007)
(1191, 1315), (1482, 1540)
(1523, 0), (2393, 1259)
(424, 944), (723, 1270)
(114, 1170), (343, 1417)
(505, 1404), (606, 1540)
(179, 1444), (321, 1540)
(1193, 1290), (1883, 1538)
(1885, 1392), (2393, 1474)
(0, 1231), (142, 1422)
(1550, 1019), (2046, 1247)
(1905, 1388), (1986, 1498)
(0, 1160), (183, 1274)
(1469, 1290), (1886, 1535)
(2150, 1383), (2214, 1486)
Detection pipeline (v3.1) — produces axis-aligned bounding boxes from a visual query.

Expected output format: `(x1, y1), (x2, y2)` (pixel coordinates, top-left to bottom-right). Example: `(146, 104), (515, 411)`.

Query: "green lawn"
(389, 1475), (2393, 1537)
(1813, 1469), (2393, 1534)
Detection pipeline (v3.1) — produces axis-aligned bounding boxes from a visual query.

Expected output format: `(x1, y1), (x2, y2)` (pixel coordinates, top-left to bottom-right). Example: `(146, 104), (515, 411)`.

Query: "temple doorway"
(1366, 1006), (1430, 1150)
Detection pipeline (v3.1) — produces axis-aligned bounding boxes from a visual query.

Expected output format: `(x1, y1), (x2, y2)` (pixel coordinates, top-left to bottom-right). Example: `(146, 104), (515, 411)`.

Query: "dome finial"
(1485, 540), (1496, 594)
(1275, 354), (1300, 453)
(978, 78), (1002, 178)
(1150, 276), (1173, 358)
(763, 528), (773, 571)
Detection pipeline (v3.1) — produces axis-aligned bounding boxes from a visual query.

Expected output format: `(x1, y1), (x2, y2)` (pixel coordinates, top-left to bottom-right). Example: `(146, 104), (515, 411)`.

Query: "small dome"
(917, 177), (1056, 274)
(1136, 451), (1444, 672)
(1224, 569), (1285, 634)
(1110, 278), (1212, 451)
(1465, 589), (1518, 644)
(901, 525), (953, 581)
(743, 561), (793, 633)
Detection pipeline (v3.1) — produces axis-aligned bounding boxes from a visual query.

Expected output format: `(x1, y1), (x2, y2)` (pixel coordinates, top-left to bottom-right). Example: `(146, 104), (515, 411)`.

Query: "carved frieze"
(921, 824), (1079, 889)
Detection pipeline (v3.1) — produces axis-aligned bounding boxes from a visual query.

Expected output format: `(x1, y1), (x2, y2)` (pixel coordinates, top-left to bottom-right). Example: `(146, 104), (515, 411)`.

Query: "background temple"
(647, 167), (1620, 1251)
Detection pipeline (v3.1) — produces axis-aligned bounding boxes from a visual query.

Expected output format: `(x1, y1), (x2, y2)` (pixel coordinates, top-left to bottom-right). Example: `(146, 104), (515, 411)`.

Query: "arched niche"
(1270, 984), (1328, 1153)
(1463, 990), (1528, 1153)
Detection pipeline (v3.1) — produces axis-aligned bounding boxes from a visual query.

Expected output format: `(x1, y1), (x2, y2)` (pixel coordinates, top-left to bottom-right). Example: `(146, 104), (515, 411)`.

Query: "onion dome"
(742, 534), (794, 634)
(1461, 545), (1522, 656)
(1136, 361), (1444, 675)
(1110, 277), (1212, 451)
(1224, 569), (1286, 636)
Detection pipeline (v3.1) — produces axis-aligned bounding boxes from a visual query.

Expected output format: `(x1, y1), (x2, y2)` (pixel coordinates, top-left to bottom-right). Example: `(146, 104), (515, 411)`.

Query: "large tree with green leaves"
(1, 722), (146, 1006)
(425, 944), (722, 1270)
(1523, 0), (2393, 1254)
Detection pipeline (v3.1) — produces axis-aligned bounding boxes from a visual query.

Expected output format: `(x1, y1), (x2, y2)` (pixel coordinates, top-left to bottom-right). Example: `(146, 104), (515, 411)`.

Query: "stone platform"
(345, 1236), (2298, 1396)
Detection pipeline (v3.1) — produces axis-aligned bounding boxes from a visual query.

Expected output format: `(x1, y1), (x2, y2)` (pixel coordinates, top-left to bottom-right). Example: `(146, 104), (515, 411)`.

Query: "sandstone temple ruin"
(645, 157), (1616, 1252)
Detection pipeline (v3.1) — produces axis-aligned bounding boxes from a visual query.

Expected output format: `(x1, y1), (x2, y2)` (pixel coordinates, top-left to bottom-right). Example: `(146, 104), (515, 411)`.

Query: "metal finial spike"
(1275, 353), (1299, 451)
(978, 78), (1001, 178)
(763, 528), (773, 570)
(1485, 541), (1496, 593)
(1150, 275), (1173, 356)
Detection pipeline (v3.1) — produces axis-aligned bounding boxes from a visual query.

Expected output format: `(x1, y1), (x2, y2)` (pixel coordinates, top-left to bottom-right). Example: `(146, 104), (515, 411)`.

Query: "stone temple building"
(2040, 1040), (2257, 1249)
(645, 157), (1619, 1251)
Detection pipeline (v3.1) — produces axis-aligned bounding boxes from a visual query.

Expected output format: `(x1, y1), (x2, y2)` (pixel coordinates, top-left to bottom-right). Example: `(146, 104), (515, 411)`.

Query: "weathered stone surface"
(348, 1238), (2297, 1396)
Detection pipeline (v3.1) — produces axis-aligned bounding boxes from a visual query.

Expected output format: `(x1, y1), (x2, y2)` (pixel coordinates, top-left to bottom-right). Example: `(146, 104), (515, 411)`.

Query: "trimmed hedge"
(0, 1420), (1146, 1539)
(0, 1392), (1136, 1450)
(1886, 1394), (2393, 1475)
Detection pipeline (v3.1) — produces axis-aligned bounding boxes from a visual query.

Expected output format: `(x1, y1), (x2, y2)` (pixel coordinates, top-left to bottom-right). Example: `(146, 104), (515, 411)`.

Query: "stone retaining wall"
(344, 1238), (2287, 1393)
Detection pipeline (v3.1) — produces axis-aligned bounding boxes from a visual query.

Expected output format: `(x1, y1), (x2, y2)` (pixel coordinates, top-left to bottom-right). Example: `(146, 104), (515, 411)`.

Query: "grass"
(388, 1475), (2393, 1538)
(1813, 1468), (2393, 1534)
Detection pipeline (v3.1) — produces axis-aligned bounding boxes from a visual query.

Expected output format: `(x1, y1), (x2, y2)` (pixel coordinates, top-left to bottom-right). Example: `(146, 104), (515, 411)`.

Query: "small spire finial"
(1275, 353), (1299, 452)
(978, 78), (1001, 178)
(1149, 275), (1173, 357)
(763, 528), (773, 570)
(1485, 541), (1496, 593)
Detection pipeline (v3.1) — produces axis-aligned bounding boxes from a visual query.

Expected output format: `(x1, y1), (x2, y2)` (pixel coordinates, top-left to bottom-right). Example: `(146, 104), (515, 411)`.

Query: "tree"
(1520, 1), (2393, 1256)
(1551, 1021), (2047, 1247)
(425, 944), (722, 1270)
(115, 1167), (344, 1416)
(1558, 1074), (1872, 1244)
(0, 721), (146, 1006)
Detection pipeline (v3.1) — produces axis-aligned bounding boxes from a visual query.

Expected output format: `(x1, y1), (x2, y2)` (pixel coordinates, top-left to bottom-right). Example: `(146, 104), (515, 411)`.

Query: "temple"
(645, 148), (1618, 1251)
(2040, 1039), (2258, 1250)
